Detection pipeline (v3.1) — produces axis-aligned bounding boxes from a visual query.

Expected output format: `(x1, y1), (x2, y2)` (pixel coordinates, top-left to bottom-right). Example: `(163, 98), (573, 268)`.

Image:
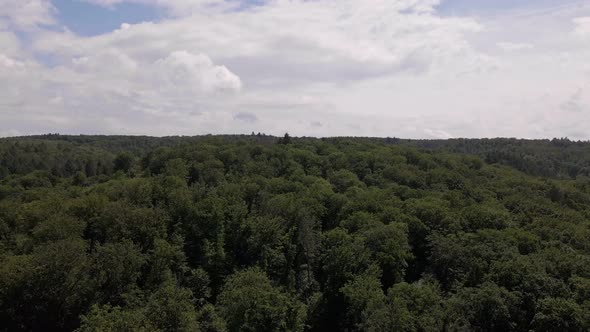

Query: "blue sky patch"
(53, 0), (162, 36)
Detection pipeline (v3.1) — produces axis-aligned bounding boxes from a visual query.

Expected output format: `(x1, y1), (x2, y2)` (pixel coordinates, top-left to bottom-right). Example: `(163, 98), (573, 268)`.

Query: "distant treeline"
(2, 135), (590, 179)
(395, 137), (590, 179)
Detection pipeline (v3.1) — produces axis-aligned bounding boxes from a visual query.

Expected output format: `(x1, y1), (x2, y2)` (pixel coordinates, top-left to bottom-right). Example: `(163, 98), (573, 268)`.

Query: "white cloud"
(0, 53), (25, 68)
(234, 111), (257, 123)
(574, 17), (590, 38)
(63, 49), (241, 102)
(34, 0), (482, 84)
(0, 30), (22, 57)
(0, 129), (22, 137)
(154, 51), (242, 93)
(0, 0), (55, 29)
(561, 88), (589, 113)
(497, 42), (533, 52)
(1, 0), (590, 138)
(72, 49), (138, 74)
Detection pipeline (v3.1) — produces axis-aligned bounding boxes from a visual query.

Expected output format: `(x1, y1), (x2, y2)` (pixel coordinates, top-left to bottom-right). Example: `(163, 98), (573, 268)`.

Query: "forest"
(1, 134), (590, 331)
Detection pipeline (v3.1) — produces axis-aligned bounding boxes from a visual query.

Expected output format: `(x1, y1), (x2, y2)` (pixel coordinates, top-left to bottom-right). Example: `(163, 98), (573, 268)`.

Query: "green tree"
(388, 280), (445, 332)
(217, 268), (306, 332)
(90, 240), (146, 304)
(448, 282), (519, 332)
(341, 266), (389, 332)
(114, 152), (135, 174)
(145, 282), (199, 332)
(77, 304), (158, 332)
(278, 133), (292, 145)
(531, 298), (586, 332)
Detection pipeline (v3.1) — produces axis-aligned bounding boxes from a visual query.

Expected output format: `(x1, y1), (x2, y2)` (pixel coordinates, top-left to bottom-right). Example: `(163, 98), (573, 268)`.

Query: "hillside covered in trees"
(1, 134), (590, 331)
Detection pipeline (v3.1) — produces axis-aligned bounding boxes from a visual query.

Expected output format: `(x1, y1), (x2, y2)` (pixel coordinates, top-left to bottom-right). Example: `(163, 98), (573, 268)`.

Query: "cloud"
(0, 129), (21, 137)
(561, 88), (588, 113)
(0, 29), (23, 57)
(574, 17), (590, 38)
(154, 51), (242, 93)
(424, 128), (453, 139)
(65, 48), (241, 97)
(1, 0), (590, 138)
(34, 0), (482, 82)
(497, 42), (533, 52)
(0, 0), (55, 29)
(0, 53), (25, 68)
(0, 30), (241, 135)
(234, 112), (257, 123)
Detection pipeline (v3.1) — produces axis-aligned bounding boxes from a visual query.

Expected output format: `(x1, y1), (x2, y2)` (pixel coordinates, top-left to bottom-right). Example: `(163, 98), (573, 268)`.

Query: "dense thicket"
(1, 135), (590, 331)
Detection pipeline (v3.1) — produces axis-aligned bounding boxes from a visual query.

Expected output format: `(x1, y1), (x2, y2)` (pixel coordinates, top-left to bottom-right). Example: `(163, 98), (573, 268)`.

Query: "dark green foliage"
(278, 133), (293, 145)
(77, 304), (159, 332)
(388, 279), (445, 332)
(447, 281), (520, 331)
(113, 152), (135, 174)
(390, 137), (590, 179)
(77, 282), (198, 332)
(217, 268), (306, 332)
(531, 298), (587, 332)
(1, 134), (590, 331)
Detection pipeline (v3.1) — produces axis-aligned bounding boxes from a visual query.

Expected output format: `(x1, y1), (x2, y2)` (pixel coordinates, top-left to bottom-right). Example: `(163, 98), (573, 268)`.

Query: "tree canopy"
(1, 134), (590, 331)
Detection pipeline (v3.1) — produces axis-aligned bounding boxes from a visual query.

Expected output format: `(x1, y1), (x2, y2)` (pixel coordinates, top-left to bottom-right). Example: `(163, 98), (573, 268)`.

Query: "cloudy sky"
(1, 0), (589, 139)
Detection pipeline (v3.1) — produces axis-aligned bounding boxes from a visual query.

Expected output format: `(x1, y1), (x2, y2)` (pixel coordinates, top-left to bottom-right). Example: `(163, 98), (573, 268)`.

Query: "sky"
(1, 0), (589, 139)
